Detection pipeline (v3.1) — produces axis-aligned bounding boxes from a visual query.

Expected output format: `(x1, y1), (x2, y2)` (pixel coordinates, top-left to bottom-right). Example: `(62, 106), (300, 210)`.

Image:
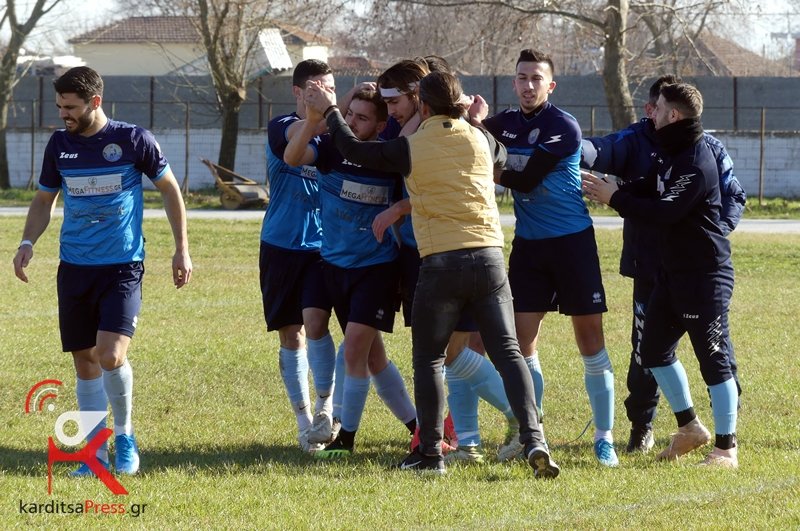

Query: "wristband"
(323, 105), (338, 118)
(19, 239), (33, 249)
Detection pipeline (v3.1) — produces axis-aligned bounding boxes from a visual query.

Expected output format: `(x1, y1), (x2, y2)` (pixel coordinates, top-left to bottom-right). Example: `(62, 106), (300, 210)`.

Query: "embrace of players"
(13, 48), (745, 480)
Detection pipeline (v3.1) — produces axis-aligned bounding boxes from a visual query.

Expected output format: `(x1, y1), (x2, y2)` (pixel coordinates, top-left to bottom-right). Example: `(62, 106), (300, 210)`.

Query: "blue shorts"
(324, 260), (398, 333)
(259, 242), (330, 331)
(57, 261), (143, 352)
(508, 226), (608, 315)
(398, 243), (477, 332)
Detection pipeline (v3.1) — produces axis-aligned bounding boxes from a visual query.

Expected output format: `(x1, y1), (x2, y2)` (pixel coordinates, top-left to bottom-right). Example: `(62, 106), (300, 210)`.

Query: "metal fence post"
(27, 100), (36, 190)
(759, 107), (765, 206)
(182, 102), (190, 194)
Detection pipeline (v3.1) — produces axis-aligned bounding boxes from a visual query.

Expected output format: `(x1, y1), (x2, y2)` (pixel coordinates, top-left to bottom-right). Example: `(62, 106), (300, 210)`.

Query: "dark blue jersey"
(39, 119), (169, 265)
(261, 113), (323, 251)
(484, 102), (590, 239)
(582, 117), (745, 278)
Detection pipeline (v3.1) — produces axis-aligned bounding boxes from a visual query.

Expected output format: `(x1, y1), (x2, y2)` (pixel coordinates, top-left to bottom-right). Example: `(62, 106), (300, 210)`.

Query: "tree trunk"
(217, 90), (244, 170)
(602, 0), (637, 129)
(0, 51), (20, 189)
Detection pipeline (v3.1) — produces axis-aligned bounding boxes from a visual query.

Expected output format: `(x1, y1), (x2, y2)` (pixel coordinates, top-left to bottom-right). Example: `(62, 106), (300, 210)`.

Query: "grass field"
(1, 216), (799, 529)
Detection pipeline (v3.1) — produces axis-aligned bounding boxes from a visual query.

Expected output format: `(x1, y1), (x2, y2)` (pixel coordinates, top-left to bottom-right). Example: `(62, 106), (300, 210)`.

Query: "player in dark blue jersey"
(260, 60), (337, 454)
(284, 87), (417, 458)
(581, 74), (745, 453)
(13, 67), (192, 477)
(483, 49), (618, 467)
(583, 83), (740, 468)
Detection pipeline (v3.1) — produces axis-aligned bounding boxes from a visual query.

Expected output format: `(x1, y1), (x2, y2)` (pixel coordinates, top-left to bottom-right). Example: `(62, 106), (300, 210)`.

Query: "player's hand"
(372, 206), (402, 243)
(581, 171), (617, 205)
(12, 245), (33, 283)
(468, 94), (489, 124)
(305, 81), (337, 115)
(172, 250), (193, 288)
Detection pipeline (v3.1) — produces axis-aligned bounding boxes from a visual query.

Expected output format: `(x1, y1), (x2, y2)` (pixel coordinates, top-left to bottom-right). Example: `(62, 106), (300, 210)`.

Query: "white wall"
(73, 43), (205, 76)
(7, 129), (800, 198)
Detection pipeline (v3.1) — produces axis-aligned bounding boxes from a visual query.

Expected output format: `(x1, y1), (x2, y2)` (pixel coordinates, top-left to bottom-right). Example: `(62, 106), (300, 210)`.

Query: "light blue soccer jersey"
(316, 139), (400, 268)
(484, 102), (591, 240)
(39, 120), (169, 265)
(261, 113), (323, 251)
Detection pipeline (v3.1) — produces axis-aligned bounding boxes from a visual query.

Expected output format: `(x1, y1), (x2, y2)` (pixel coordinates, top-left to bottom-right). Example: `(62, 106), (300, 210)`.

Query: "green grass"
(1, 217), (799, 528)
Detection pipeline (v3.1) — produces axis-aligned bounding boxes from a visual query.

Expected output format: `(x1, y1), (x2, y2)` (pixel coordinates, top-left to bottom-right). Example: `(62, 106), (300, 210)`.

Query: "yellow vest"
(405, 115), (504, 258)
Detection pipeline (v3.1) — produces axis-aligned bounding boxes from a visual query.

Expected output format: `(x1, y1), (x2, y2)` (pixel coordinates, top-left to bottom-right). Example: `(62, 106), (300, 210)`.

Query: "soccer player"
(583, 82), (740, 468)
(12, 66), (192, 476)
(482, 49), (618, 467)
(283, 87), (416, 458)
(260, 60), (337, 453)
(581, 74), (745, 453)
(305, 71), (558, 478)
(374, 60), (520, 463)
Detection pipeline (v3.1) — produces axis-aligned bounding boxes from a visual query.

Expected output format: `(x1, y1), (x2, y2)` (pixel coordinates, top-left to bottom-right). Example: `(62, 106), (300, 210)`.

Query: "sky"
(4, 0), (799, 60)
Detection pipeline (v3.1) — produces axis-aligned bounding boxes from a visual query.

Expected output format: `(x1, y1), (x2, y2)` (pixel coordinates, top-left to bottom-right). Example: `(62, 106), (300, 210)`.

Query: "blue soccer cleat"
(594, 438), (619, 467)
(115, 434), (140, 475)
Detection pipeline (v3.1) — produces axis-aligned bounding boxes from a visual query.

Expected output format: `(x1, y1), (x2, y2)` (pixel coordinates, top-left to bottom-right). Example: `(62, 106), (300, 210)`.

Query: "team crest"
(102, 143), (122, 162)
(527, 128), (540, 145)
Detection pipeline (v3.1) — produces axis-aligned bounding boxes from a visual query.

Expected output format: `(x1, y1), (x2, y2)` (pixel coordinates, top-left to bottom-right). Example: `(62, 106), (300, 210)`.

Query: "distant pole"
(758, 107), (766, 206)
(27, 100), (36, 190)
(590, 106), (596, 137)
(182, 102), (190, 194)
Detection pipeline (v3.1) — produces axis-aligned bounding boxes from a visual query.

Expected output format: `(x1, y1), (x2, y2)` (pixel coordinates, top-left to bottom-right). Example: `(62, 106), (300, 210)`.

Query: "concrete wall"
(8, 128), (799, 198)
(72, 43), (206, 76)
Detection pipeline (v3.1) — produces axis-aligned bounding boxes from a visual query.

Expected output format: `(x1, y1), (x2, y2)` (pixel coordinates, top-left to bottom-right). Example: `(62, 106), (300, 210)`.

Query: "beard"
(65, 107), (94, 135)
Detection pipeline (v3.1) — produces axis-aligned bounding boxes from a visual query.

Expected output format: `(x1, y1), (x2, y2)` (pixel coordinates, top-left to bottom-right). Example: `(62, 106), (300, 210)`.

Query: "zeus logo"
(661, 174), (695, 202)
(543, 135), (562, 144)
(59, 152), (78, 159)
(501, 131), (517, 139)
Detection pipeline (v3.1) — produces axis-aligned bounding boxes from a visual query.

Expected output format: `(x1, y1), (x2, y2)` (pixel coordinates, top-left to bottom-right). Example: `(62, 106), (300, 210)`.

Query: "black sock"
(405, 418), (417, 435)
(338, 429), (356, 449)
(715, 433), (736, 450)
(675, 407), (696, 428)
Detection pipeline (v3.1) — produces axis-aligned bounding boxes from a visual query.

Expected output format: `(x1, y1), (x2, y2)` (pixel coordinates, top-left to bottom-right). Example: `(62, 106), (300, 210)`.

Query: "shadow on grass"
(0, 439), (413, 477)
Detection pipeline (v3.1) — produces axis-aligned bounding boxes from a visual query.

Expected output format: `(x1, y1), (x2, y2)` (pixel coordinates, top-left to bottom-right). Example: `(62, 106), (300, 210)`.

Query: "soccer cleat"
(657, 418), (712, 461)
(69, 458), (110, 478)
(498, 420), (548, 461)
(298, 426), (325, 454)
(308, 411), (336, 444)
(313, 436), (352, 460)
(395, 449), (446, 475)
(525, 443), (560, 479)
(444, 445), (484, 464)
(698, 447), (738, 469)
(114, 434), (140, 475)
(626, 426), (655, 453)
(594, 438), (619, 467)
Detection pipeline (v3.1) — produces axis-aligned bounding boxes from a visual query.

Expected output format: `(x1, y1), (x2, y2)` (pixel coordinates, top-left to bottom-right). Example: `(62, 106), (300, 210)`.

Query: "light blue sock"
(76, 375), (109, 462)
(307, 334), (336, 411)
(332, 344), (345, 419)
(450, 348), (514, 421)
(341, 374), (371, 432)
(582, 348), (614, 433)
(445, 369), (480, 446)
(102, 360), (133, 436)
(372, 361), (416, 424)
(651, 361), (694, 413)
(525, 352), (545, 415)
(279, 347), (312, 430)
(709, 378), (738, 435)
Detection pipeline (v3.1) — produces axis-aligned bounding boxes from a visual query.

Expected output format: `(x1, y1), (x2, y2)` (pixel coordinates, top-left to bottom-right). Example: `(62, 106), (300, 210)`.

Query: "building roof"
(690, 29), (787, 77)
(70, 16), (200, 44)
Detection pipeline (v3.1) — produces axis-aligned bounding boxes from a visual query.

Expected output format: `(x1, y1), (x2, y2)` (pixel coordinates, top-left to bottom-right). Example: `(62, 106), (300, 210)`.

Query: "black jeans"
(411, 247), (544, 455)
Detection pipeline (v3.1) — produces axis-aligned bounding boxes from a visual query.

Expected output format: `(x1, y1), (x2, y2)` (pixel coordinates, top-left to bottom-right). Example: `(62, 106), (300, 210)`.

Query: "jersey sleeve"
(132, 127), (169, 181)
(38, 135), (61, 192)
(581, 127), (637, 174)
(535, 113), (581, 158)
(709, 137), (746, 235)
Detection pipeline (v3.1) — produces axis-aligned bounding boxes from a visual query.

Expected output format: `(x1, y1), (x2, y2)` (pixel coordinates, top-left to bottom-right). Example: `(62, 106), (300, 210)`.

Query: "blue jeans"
(411, 247), (544, 455)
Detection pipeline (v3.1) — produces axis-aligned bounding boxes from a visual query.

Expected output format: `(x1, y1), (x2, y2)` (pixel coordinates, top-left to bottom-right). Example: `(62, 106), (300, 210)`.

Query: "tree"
(0, 0), (62, 189)
(137, 0), (344, 170)
(365, 0), (736, 129)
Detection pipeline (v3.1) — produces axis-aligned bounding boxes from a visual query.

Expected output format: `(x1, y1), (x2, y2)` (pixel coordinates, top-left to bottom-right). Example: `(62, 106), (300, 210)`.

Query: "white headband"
(380, 82), (418, 98)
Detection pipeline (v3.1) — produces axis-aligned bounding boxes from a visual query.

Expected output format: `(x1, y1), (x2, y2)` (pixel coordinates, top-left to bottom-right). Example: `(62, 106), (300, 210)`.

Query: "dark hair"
(516, 49), (554, 76)
(292, 59), (332, 87)
(377, 60), (429, 96)
(53, 66), (104, 102)
(660, 83), (703, 118)
(418, 71), (463, 118)
(649, 74), (681, 103)
(351, 87), (388, 122)
(423, 55), (452, 74)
